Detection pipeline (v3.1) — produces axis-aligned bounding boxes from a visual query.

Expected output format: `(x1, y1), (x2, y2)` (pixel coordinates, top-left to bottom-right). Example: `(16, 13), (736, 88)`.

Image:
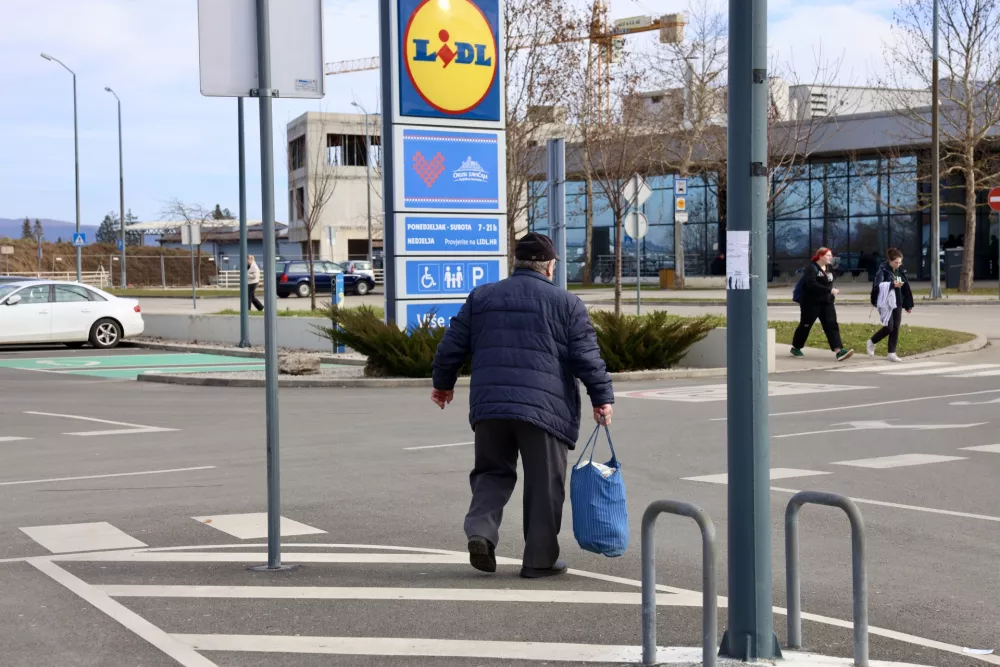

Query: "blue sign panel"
(401, 301), (465, 330)
(397, 0), (501, 123)
(72, 233), (86, 247)
(117, 239), (124, 252)
(401, 128), (501, 211)
(401, 257), (502, 298)
(400, 215), (502, 253)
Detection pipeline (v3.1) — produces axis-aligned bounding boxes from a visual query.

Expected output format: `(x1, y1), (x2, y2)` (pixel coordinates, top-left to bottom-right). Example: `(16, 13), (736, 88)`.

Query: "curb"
(122, 340), (367, 367)
(587, 298), (1000, 308)
(135, 366), (728, 389)
(771, 333), (988, 374)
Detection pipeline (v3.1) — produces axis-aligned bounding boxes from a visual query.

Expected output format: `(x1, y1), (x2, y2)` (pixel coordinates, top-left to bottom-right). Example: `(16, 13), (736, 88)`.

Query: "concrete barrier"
(678, 327), (776, 372)
(142, 315), (775, 371)
(142, 314), (333, 352)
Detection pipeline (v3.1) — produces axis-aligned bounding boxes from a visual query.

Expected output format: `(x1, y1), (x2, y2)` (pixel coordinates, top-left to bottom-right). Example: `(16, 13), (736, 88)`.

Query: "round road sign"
(990, 187), (1000, 212)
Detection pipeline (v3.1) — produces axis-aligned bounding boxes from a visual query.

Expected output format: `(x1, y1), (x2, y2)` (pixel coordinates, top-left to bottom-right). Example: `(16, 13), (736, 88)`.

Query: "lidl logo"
(403, 0), (498, 116)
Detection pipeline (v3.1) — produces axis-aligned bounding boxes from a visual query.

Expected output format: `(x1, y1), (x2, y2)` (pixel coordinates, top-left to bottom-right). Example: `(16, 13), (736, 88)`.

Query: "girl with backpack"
(866, 248), (913, 362)
(790, 248), (854, 361)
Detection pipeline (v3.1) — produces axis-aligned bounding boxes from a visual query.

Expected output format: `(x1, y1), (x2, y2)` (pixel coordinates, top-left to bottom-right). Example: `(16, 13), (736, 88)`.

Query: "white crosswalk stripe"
(830, 361), (1000, 377)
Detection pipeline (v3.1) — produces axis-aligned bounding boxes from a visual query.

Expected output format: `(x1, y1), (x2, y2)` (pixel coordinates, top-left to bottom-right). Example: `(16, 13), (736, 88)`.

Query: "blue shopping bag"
(570, 424), (629, 557)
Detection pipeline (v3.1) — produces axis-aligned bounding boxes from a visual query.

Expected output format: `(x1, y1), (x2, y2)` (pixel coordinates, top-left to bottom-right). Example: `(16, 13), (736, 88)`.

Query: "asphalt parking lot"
(1, 343), (999, 666)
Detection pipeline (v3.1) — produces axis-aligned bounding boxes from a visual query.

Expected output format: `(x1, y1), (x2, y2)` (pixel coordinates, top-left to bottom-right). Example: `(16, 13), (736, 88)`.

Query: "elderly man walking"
(431, 232), (615, 579)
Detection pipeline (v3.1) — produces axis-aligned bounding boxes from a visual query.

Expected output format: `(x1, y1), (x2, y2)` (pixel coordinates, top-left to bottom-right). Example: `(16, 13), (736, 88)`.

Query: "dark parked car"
(276, 261), (375, 298)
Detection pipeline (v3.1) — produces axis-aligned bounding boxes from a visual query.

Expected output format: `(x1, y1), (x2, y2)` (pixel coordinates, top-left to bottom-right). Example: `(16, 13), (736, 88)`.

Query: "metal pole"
(930, 0), (942, 298)
(73, 72), (81, 282)
(189, 234), (197, 311)
(379, 0), (398, 323)
(117, 95), (126, 288)
(633, 175), (641, 315)
(160, 254), (166, 288)
(722, 0), (777, 660)
(547, 138), (567, 290)
(238, 98), (251, 347)
(255, 0), (284, 570)
(364, 111), (373, 264)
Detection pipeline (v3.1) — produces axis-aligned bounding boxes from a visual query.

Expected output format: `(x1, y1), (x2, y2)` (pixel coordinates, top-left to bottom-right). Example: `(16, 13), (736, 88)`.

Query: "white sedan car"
(0, 281), (144, 349)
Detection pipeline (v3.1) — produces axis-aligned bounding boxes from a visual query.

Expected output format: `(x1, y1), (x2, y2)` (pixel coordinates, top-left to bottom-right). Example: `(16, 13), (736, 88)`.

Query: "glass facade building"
(527, 153), (1000, 282)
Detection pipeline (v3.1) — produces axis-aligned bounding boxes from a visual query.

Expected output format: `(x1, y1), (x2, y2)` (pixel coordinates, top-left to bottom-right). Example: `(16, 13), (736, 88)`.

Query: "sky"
(0, 0), (901, 227)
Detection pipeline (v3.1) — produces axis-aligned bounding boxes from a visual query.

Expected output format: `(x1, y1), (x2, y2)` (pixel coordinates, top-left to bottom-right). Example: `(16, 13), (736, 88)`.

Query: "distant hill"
(0, 218), (98, 244)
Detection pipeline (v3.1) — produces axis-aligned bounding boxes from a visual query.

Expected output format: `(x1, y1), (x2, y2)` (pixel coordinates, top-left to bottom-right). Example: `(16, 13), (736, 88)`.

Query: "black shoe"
(520, 559), (568, 579)
(467, 536), (496, 573)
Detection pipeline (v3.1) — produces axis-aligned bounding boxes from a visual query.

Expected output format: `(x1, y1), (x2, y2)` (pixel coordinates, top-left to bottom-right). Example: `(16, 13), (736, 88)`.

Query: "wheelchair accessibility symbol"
(417, 264), (441, 292)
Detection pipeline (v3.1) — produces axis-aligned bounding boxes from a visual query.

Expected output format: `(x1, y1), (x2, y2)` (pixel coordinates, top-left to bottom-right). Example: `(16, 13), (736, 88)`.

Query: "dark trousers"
(871, 307), (903, 354)
(464, 419), (568, 569)
(792, 302), (842, 351)
(248, 283), (263, 311)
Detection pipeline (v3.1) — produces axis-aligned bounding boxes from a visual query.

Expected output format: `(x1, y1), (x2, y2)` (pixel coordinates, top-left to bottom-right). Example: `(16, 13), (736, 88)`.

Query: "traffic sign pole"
(721, 0), (778, 659)
(633, 175), (641, 315)
(989, 190), (1000, 300)
(548, 138), (567, 290)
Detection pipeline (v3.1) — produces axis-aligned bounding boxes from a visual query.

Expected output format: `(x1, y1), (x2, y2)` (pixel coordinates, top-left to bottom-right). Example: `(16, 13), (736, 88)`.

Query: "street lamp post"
(930, 0), (942, 298)
(105, 87), (126, 289)
(41, 53), (81, 282)
(351, 101), (374, 264)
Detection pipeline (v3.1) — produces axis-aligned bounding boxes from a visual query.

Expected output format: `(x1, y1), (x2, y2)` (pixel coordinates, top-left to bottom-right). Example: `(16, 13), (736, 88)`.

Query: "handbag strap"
(574, 424), (618, 468)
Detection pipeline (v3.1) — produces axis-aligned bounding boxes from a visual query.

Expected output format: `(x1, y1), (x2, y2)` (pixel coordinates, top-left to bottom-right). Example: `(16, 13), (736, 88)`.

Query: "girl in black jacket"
(790, 248), (855, 361)
(866, 248), (914, 362)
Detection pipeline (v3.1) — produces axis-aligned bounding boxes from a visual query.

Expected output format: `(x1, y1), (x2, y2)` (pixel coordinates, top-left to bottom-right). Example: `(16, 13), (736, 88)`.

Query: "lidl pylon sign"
(399, 0), (501, 122)
(381, 0), (507, 327)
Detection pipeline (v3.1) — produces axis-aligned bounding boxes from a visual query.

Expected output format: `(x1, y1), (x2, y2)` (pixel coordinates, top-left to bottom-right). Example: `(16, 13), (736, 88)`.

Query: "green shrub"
(314, 304), (468, 378)
(591, 310), (715, 372)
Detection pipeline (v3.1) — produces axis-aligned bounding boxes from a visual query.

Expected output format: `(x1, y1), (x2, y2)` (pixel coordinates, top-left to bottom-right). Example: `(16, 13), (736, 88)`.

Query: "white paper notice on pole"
(726, 231), (751, 290)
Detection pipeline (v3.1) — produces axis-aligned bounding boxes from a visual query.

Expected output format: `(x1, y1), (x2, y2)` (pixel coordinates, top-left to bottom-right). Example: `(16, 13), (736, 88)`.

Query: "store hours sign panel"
(394, 126), (506, 213)
(397, 214), (505, 254)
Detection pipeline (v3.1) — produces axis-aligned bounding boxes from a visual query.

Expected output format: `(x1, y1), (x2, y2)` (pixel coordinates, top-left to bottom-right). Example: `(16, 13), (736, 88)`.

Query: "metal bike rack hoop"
(641, 500), (717, 667)
(785, 490), (868, 667)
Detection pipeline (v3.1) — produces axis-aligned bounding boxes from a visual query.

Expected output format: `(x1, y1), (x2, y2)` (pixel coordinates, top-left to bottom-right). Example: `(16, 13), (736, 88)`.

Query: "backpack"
(792, 274), (805, 304)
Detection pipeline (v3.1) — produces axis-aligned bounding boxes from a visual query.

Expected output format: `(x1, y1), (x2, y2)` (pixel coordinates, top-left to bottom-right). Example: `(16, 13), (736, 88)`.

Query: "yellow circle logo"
(404, 0), (498, 115)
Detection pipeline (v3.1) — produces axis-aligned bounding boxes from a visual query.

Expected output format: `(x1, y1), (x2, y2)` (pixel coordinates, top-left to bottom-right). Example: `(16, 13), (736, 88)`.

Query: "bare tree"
(877, 0), (1000, 291)
(288, 114), (340, 310)
(161, 199), (212, 287)
(569, 52), (656, 314)
(645, 0), (727, 288)
(503, 0), (581, 270)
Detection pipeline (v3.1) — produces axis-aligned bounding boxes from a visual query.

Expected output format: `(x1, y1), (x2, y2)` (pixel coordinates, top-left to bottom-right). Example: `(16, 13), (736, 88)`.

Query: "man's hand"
(832, 288), (840, 295)
(431, 389), (454, 410)
(594, 404), (613, 425)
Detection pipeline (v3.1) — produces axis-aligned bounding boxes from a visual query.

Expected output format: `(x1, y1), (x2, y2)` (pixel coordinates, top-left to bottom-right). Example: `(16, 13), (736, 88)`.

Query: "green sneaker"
(789, 347), (804, 358)
(836, 348), (855, 362)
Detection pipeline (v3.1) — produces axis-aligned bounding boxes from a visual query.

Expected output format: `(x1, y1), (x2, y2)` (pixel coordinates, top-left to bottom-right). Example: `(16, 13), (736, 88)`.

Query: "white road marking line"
(404, 441), (474, 450)
(709, 389), (1000, 421)
(619, 382), (871, 403)
(33, 541), (994, 666)
(170, 635), (930, 666)
(0, 466), (216, 488)
(23, 410), (177, 436)
(29, 559), (220, 667)
(52, 551), (507, 564)
(829, 361), (952, 373)
(948, 368), (1000, 377)
(831, 453), (967, 469)
(98, 585), (689, 606)
(774, 420), (987, 439)
(882, 364), (1000, 376)
(0, 436), (30, 442)
(961, 444), (1000, 453)
(770, 486), (1000, 525)
(682, 468), (830, 485)
(192, 513), (325, 540)
(20, 522), (146, 554)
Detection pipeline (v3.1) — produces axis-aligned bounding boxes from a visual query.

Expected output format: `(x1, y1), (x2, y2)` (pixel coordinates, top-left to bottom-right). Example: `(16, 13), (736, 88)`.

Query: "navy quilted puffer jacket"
(432, 269), (614, 448)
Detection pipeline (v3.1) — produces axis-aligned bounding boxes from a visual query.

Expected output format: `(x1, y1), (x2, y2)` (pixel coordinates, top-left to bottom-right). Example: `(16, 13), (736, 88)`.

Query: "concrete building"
(286, 112), (382, 265)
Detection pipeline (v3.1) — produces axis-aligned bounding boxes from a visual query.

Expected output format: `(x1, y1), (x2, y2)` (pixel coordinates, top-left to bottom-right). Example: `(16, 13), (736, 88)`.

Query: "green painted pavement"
(0, 353), (247, 371)
(63, 364), (266, 379)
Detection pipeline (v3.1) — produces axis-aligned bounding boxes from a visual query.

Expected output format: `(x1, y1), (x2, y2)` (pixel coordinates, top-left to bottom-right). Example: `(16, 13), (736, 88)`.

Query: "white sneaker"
(866, 340), (875, 357)
(887, 353), (902, 363)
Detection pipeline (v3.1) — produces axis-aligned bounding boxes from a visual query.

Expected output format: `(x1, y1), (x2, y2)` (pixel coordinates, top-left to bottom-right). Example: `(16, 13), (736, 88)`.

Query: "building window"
(289, 136), (305, 170)
(327, 133), (382, 167)
(294, 187), (305, 221)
